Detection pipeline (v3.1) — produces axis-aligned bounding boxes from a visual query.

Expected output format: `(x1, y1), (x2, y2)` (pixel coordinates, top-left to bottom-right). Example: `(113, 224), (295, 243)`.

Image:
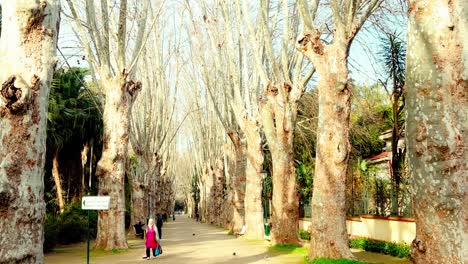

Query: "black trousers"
(146, 248), (156, 258)
(157, 226), (162, 239)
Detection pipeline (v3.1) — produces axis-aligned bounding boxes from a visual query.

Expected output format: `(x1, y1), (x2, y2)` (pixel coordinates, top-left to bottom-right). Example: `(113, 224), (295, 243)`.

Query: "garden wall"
(299, 215), (415, 244)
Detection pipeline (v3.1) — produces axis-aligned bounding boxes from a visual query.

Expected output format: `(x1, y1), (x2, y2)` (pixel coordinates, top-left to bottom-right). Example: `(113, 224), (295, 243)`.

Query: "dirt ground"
(45, 215), (412, 264)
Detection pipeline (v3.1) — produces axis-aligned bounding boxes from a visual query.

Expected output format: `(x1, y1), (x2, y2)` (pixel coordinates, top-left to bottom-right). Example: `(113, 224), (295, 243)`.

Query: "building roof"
(367, 151), (389, 162)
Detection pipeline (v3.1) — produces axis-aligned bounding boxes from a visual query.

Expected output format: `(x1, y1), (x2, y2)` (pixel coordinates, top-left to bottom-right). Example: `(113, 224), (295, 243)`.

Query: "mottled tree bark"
(406, 1), (467, 263)
(130, 183), (146, 225)
(260, 82), (300, 245)
(243, 120), (265, 240)
(308, 47), (354, 259)
(208, 158), (225, 226)
(95, 77), (141, 250)
(298, 0), (380, 255)
(0, 1), (60, 263)
(227, 131), (246, 233)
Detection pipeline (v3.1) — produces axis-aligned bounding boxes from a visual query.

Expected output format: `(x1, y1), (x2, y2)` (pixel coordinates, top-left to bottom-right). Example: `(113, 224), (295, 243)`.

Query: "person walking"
(156, 213), (163, 239)
(143, 218), (159, 260)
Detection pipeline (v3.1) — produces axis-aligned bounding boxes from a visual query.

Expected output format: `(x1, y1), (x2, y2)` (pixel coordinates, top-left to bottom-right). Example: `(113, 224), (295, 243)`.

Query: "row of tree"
(177, 0), (466, 263)
(0, 0), (465, 263)
(0, 0), (179, 262)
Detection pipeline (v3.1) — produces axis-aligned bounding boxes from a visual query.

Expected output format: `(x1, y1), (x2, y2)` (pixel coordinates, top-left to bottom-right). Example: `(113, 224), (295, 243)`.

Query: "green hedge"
(296, 229), (410, 259)
(299, 229), (311, 240)
(349, 237), (410, 258)
(309, 258), (374, 264)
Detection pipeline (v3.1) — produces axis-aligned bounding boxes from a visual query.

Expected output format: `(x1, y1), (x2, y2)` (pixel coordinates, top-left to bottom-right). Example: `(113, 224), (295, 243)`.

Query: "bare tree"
(240, 0), (314, 244)
(64, 0), (151, 249)
(129, 5), (181, 228)
(406, 0), (467, 263)
(298, 0), (382, 258)
(0, 1), (60, 262)
(181, 76), (226, 224)
(184, 0), (269, 238)
(182, 1), (249, 232)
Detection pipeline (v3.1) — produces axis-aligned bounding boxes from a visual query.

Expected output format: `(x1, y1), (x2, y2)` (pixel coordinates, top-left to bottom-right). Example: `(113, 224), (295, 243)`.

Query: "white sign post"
(82, 196), (110, 264)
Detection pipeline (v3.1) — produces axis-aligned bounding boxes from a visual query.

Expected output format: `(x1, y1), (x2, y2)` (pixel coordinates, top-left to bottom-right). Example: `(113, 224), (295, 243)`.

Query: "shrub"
(299, 229), (311, 240)
(44, 214), (59, 253)
(56, 205), (87, 244)
(349, 237), (366, 249)
(349, 237), (410, 258)
(309, 258), (374, 264)
(44, 202), (98, 251)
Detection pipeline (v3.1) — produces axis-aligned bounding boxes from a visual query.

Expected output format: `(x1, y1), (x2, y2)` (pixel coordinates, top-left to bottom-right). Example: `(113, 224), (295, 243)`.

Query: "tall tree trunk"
(260, 82), (300, 245)
(198, 171), (206, 222)
(208, 158), (224, 226)
(95, 77), (141, 250)
(308, 47), (354, 259)
(390, 86), (401, 215)
(89, 143), (93, 189)
(0, 1), (60, 262)
(149, 162), (161, 218)
(407, 1), (467, 263)
(243, 121), (265, 240)
(53, 150), (65, 213)
(129, 177), (147, 228)
(81, 144), (89, 196)
(203, 162), (214, 223)
(227, 131), (246, 233)
(298, 27), (357, 257)
(269, 148), (298, 244)
(130, 154), (158, 224)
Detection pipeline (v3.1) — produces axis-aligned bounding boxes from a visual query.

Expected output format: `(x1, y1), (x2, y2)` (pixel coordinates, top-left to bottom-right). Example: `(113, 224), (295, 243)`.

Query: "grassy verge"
(298, 230), (410, 259)
(308, 258), (379, 264)
(349, 238), (410, 258)
(269, 244), (308, 255)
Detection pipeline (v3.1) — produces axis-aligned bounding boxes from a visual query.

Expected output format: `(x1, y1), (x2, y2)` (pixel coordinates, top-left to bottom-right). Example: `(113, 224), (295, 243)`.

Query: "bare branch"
(117, 0), (128, 73)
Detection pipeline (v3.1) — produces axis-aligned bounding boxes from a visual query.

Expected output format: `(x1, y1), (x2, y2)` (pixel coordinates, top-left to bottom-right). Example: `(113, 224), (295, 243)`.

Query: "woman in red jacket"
(144, 218), (159, 260)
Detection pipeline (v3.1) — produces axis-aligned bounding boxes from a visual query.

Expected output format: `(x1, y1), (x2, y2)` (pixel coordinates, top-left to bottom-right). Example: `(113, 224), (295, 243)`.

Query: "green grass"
(308, 258), (379, 264)
(298, 229), (410, 259)
(269, 244), (308, 255)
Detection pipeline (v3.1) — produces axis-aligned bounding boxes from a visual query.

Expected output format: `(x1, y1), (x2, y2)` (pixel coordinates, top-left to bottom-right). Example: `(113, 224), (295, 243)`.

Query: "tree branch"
(117, 0), (128, 73)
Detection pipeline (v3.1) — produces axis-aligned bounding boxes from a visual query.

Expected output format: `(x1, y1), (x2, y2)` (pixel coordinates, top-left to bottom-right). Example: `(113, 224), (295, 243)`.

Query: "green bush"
(44, 214), (59, 253)
(309, 258), (374, 264)
(44, 202), (98, 251)
(349, 237), (410, 258)
(299, 229), (311, 240)
(349, 237), (366, 249)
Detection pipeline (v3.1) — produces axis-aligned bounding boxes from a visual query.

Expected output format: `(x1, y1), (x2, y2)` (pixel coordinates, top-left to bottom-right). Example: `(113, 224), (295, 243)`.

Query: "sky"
(50, 1), (407, 87)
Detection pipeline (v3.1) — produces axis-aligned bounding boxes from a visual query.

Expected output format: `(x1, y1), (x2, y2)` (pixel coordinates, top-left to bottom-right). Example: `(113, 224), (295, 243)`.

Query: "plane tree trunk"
(242, 119), (265, 240)
(227, 130), (246, 233)
(0, 1), (60, 262)
(94, 77), (141, 250)
(406, 1), (467, 263)
(260, 82), (300, 245)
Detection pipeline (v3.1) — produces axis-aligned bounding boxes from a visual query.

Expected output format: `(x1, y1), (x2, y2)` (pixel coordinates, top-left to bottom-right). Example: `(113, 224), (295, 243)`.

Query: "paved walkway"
(45, 215), (303, 264)
(45, 215), (412, 264)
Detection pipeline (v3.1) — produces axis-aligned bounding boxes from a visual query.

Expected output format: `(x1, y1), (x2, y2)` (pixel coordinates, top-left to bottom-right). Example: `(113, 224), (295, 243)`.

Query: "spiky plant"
(378, 32), (406, 216)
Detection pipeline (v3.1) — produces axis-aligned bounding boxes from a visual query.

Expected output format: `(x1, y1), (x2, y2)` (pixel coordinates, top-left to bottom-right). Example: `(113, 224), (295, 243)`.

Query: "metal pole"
(87, 210), (90, 264)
